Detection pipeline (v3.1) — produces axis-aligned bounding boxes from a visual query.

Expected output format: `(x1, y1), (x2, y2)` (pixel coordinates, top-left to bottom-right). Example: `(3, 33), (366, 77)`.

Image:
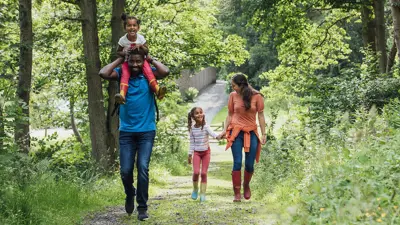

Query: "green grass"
(0, 174), (123, 225)
(211, 105), (228, 125)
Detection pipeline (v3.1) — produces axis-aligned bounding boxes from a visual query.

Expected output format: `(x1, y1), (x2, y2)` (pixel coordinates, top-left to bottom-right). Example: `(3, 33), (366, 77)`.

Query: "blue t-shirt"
(115, 67), (156, 132)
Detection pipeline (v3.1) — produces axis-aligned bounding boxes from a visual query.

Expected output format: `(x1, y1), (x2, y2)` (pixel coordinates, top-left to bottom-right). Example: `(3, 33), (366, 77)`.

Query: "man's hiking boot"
(125, 195), (134, 215)
(138, 210), (149, 221)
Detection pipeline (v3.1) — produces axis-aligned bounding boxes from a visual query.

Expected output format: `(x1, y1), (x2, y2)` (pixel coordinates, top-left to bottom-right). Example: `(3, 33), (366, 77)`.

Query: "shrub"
(184, 87), (199, 102)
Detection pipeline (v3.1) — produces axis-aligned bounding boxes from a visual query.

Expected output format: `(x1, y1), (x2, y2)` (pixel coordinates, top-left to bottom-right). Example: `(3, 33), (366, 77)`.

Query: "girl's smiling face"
(125, 19), (140, 39)
(193, 108), (204, 124)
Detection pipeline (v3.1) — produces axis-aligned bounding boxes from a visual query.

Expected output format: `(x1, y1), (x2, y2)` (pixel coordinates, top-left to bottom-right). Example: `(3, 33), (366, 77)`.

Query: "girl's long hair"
(187, 107), (205, 132)
(232, 73), (255, 110)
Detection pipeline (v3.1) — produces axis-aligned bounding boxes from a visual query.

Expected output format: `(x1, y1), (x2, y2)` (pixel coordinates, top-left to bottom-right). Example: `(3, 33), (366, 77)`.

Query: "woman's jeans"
(231, 131), (258, 172)
(119, 130), (155, 211)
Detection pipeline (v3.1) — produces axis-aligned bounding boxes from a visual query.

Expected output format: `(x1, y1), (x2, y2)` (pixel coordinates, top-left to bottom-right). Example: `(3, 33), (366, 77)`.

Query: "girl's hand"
(217, 131), (226, 140)
(146, 55), (153, 64)
(130, 44), (143, 51)
(188, 155), (192, 164)
(261, 134), (267, 145)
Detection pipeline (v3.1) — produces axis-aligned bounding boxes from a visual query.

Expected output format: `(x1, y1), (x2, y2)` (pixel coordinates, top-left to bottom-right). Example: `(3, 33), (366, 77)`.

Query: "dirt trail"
(84, 143), (279, 225)
(84, 81), (280, 224)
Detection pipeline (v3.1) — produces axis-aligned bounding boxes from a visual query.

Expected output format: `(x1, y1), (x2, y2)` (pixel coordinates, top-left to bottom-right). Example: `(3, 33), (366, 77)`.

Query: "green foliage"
(0, 152), (122, 224)
(184, 87), (199, 102)
(252, 94), (400, 224)
(153, 91), (189, 175)
(292, 104), (400, 224)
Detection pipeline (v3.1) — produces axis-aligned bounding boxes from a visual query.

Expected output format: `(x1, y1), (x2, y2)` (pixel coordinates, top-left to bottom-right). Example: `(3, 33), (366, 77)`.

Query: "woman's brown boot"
(232, 171), (241, 202)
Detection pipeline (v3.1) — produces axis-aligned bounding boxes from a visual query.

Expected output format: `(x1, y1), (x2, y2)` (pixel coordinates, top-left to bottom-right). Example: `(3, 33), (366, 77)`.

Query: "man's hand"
(188, 155), (192, 164)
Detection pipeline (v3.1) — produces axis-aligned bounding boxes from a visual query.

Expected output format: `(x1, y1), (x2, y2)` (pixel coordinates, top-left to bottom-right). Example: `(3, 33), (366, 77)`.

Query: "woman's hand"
(261, 134), (267, 145)
(216, 131), (226, 140)
(188, 155), (192, 164)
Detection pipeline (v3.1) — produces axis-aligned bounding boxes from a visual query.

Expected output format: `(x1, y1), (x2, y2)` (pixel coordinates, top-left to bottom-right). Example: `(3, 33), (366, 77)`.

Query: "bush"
(184, 87), (199, 102)
(0, 153), (121, 225)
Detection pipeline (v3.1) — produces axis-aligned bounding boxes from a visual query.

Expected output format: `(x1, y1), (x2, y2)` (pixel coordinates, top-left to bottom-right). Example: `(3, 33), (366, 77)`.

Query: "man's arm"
(146, 55), (170, 79)
(98, 57), (124, 80)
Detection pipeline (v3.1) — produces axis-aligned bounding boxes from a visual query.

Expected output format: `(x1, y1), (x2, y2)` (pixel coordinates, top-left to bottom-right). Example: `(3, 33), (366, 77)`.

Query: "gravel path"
(191, 80), (229, 123)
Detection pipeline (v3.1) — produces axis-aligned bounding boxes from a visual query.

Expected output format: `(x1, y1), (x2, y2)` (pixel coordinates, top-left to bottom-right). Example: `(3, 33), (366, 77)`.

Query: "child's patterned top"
(189, 124), (218, 155)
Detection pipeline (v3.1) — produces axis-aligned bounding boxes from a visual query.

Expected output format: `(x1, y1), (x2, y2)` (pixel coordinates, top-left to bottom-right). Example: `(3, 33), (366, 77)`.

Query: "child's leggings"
(192, 148), (210, 183)
(120, 45), (158, 95)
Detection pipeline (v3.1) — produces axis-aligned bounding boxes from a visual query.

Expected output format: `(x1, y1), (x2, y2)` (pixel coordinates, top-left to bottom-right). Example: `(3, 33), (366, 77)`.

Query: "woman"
(219, 73), (267, 202)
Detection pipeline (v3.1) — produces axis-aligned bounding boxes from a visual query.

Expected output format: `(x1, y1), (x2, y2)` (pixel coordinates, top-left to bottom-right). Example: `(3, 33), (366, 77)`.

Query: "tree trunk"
(391, 0), (400, 61)
(374, 0), (387, 73)
(70, 97), (83, 143)
(15, 0), (32, 153)
(106, 0), (126, 169)
(78, 0), (109, 170)
(0, 103), (4, 153)
(361, 3), (376, 51)
(387, 37), (397, 73)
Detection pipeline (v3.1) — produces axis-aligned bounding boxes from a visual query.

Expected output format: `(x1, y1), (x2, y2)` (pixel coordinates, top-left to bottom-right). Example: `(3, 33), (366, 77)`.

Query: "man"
(99, 48), (169, 221)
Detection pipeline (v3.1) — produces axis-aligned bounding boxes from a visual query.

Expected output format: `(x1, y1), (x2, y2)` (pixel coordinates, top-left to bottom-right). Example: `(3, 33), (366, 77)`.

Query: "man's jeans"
(231, 131), (258, 172)
(119, 130), (155, 211)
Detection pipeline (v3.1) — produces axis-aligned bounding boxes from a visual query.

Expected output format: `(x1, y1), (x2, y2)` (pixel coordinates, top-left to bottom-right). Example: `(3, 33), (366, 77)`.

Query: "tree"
(391, 0), (400, 61)
(15, 0), (33, 153)
(361, 2), (376, 51)
(61, 0), (109, 169)
(77, 0), (109, 169)
(373, 0), (387, 73)
(106, 0), (125, 168)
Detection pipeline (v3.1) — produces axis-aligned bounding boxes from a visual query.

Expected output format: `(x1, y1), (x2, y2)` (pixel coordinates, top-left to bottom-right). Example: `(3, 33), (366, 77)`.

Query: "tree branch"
(132, 0), (140, 13)
(157, 0), (187, 5)
(60, 0), (79, 5)
(59, 16), (83, 22)
(315, 15), (354, 48)
(168, 10), (184, 25)
(0, 74), (13, 80)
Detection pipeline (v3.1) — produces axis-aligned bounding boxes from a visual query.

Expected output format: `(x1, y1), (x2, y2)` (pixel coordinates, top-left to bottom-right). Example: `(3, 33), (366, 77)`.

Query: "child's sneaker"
(191, 190), (198, 200)
(156, 86), (167, 100)
(200, 194), (206, 202)
(115, 93), (126, 104)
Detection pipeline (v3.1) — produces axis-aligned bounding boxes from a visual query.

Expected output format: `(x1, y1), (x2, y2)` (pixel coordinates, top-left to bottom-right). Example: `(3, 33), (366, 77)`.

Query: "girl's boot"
(200, 182), (207, 202)
(243, 170), (253, 200)
(191, 181), (199, 200)
(232, 171), (241, 202)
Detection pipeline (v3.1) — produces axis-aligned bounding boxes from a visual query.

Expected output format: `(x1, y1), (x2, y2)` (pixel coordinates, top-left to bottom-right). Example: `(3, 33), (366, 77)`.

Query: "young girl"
(187, 107), (219, 202)
(115, 13), (166, 104)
